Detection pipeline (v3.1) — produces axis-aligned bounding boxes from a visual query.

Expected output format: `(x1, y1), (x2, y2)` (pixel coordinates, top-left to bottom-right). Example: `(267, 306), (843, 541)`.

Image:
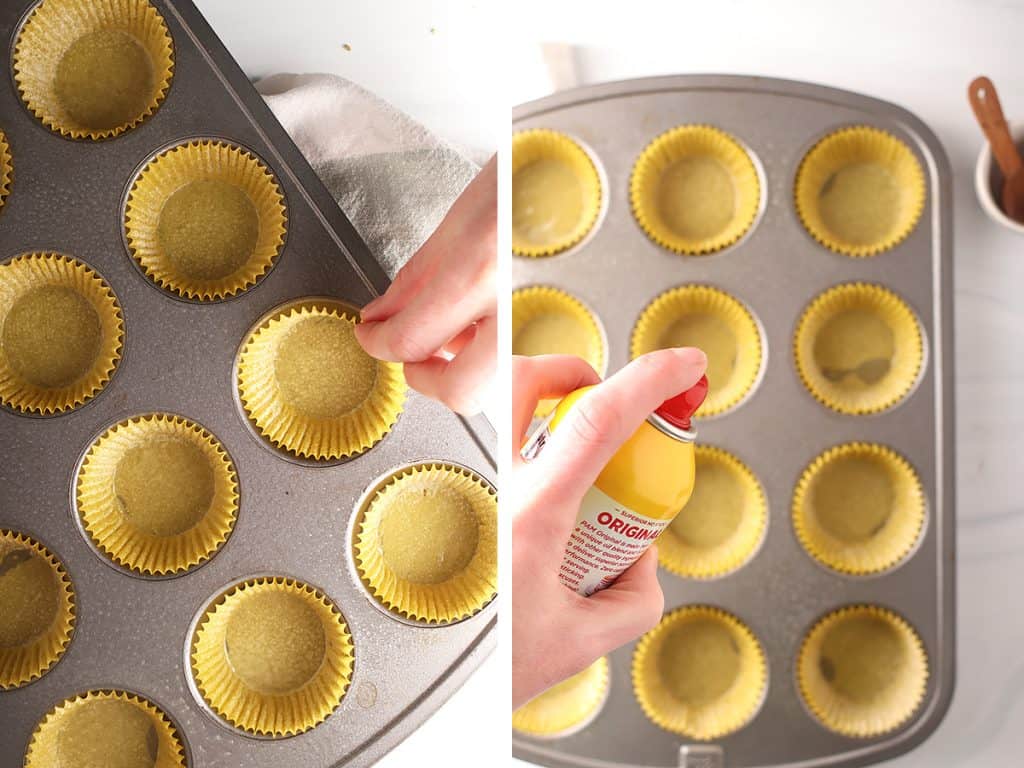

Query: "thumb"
(579, 547), (664, 653)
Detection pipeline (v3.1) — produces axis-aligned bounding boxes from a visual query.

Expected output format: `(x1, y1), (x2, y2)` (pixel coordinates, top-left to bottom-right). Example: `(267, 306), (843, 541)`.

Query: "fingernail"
(672, 346), (708, 369)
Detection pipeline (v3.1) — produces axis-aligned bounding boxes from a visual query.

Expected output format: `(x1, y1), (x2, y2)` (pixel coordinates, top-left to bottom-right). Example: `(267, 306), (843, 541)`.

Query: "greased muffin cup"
(0, 253), (124, 415)
(0, 531), (75, 690)
(631, 124), (760, 255)
(512, 286), (605, 417)
(512, 129), (602, 257)
(797, 605), (928, 738)
(24, 689), (186, 768)
(794, 282), (923, 415)
(0, 129), (11, 212)
(237, 298), (406, 461)
(13, 0), (174, 140)
(632, 285), (762, 416)
(658, 446), (766, 579)
(125, 140), (287, 300)
(354, 463), (498, 624)
(513, 657), (609, 738)
(793, 443), (925, 575)
(76, 414), (240, 576)
(633, 606), (766, 740)
(190, 576), (355, 737)
(795, 126), (926, 257)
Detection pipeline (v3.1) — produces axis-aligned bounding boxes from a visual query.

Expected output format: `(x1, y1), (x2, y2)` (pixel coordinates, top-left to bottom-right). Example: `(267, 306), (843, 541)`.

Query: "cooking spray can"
(522, 375), (709, 596)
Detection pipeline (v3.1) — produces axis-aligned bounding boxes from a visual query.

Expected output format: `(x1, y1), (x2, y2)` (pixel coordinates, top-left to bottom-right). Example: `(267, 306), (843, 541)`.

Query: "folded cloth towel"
(256, 73), (480, 278)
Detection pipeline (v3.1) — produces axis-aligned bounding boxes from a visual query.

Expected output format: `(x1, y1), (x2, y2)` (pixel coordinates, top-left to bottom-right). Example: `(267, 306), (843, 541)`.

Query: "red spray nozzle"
(654, 375), (709, 431)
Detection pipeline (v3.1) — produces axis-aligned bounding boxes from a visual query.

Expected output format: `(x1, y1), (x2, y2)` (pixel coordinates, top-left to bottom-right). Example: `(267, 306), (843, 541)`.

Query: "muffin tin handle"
(969, 75), (1023, 178)
(679, 744), (724, 768)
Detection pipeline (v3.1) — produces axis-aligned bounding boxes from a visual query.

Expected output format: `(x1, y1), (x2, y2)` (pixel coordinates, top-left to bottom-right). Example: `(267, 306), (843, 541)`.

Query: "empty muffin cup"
(0, 530), (75, 690)
(0, 253), (123, 415)
(797, 605), (928, 738)
(795, 126), (925, 256)
(237, 299), (406, 461)
(24, 689), (187, 768)
(513, 656), (609, 738)
(512, 129), (602, 257)
(794, 282), (923, 415)
(190, 576), (355, 737)
(631, 125), (761, 255)
(512, 286), (605, 417)
(793, 443), (925, 575)
(632, 285), (762, 416)
(0, 130), (11, 212)
(633, 606), (766, 740)
(125, 140), (287, 301)
(658, 446), (766, 579)
(13, 0), (174, 140)
(76, 414), (240, 576)
(354, 463), (498, 624)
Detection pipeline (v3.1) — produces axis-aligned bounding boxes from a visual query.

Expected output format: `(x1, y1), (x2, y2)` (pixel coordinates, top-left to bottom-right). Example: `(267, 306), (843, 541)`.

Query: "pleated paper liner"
(797, 605), (928, 738)
(633, 606), (766, 740)
(794, 282), (923, 415)
(658, 446), (766, 579)
(76, 413), (239, 576)
(793, 443), (925, 575)
(512, 285), (606, 417)
(631, 124), (761, 255)
(513, 656), (609, 738)
(24, 689), (186, 768)
(125, 140), (287, 300)
(0, 129), (11, 213)
(795, 126), (926, 257)
(0, 253), (124, 415)
(354, 463), (498, 625)
(631, 285), (762, 416)
(0, 530), (75, 690)
(512, 129), (602, 257)
(237, 298), (406, 461)
(13, 0), (174, 140)
(190, 576), (354, 737)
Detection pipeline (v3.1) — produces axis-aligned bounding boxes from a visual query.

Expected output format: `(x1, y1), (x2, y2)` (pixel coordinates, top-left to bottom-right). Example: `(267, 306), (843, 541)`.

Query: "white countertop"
(509, 1), (1024, 767)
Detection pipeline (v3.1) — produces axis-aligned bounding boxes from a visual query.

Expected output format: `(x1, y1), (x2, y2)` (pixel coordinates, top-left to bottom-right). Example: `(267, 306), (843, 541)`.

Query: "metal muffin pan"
(0, 1), (496, 766)
(511, 75), (954, 768)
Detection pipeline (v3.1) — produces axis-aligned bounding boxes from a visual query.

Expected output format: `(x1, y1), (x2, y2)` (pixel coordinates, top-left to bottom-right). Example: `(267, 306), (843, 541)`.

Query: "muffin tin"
(512, 75), (953, 768)
(0, 1), (496, 766)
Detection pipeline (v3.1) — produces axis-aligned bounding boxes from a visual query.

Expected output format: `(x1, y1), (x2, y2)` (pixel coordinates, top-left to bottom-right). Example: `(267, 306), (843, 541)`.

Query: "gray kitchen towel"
(256, 73), (480, 278)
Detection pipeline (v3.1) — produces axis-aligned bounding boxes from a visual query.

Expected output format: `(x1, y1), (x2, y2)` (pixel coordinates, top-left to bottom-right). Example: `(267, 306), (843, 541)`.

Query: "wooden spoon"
(969, 76), (1024, 223)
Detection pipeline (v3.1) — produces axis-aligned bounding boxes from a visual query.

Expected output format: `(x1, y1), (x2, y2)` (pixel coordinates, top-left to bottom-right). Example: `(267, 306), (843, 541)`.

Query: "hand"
(354, 155), (496, 415)
(511, 347), (708, 708)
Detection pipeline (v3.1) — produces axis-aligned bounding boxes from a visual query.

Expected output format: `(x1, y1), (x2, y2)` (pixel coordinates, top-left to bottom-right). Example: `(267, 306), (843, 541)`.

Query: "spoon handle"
(969, 76), (1023, 178)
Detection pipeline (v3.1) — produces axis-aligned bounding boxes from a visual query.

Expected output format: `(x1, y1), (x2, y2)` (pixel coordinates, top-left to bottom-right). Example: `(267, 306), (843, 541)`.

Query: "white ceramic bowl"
(975, 120), (1024, 234)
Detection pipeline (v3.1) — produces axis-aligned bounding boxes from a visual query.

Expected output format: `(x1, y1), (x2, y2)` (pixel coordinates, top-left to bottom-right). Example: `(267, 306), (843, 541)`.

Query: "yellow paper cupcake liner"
(632, 285), (762, 416)
(793, 442), (925, 575)
(795, 126), (925, 257)
(797, 605), (928, 738)
(658, 446), (766, 579)
(24, 689), (186, 768)
(0, 130), (11, 213)
(190, 576), (354, 737)
(0, 530), (75, 690)
(512, 285), (606, 417)
(794, 282), (923, 415)
(13, 0), (174, 140)
(633, 606), (766, 740)
(512, 129), (602, 257)
(76, 413), (239, 575)
(631, 124), (761, 255)
(237, 299), (406, 461)
(513, 656), (609, 738)
(0, 253), (124, 415)
(354, 463), (498, 624)
(125, 140), (287, 300)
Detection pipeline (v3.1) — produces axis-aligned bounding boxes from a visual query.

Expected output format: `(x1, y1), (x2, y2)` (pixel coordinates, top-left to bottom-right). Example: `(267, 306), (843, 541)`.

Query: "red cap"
(654, 375), (708, 431)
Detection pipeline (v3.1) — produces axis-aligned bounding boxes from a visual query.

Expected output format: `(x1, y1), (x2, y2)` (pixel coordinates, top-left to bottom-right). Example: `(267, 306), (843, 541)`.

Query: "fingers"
(403, 315), (496, 415)
(579, 547), (664, 653)
(511, 355), (601, 460)
(536, 347), (707, 506)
